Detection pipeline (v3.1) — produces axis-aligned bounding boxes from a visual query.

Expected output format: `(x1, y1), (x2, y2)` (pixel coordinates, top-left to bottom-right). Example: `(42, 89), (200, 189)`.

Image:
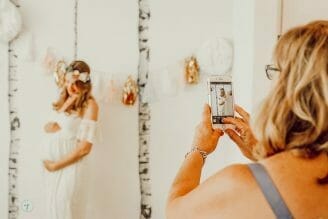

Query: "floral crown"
(54, 60), (90, 88)
(65, 65), (91, 83)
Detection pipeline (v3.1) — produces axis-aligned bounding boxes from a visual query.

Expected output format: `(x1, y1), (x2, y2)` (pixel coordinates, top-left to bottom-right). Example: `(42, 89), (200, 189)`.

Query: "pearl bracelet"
(185, 147), (208, 163)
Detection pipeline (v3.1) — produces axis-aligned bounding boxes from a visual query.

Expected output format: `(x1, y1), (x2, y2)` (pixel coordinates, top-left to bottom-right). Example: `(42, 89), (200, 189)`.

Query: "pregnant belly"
(44, 133), (77, 161)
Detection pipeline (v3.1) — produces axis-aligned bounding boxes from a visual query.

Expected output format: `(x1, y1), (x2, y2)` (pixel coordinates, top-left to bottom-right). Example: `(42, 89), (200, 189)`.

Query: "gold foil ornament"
(184, 56), (200, 84)
(53, 60), (67, 88)
(122, 75), (138, 106)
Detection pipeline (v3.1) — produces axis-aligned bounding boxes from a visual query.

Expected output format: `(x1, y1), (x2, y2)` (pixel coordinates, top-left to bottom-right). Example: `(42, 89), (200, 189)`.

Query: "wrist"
(185, 147), (208, 164)
(192, 143), (213, 154)
(52, 162), (60, 171)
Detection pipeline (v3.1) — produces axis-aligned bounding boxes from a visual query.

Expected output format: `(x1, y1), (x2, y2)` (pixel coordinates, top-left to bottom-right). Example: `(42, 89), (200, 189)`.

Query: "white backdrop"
(1, 0), (327, 219)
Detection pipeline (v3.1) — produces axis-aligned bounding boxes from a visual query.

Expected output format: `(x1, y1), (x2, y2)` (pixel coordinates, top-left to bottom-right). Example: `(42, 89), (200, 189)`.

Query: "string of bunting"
(143, 37), (233, 103)
(42, 37), (233, 106)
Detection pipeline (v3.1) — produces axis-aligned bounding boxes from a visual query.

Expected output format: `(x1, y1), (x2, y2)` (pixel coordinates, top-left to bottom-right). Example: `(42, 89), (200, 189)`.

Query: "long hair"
(253, 21), (328, 184)
(53, 60), (93, 116)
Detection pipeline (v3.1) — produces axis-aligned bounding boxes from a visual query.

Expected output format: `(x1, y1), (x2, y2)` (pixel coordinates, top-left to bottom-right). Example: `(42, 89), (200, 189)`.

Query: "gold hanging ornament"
(184, 56), (200, 84)
(53, 60), (67, 88)
(122, 75), (138, 106)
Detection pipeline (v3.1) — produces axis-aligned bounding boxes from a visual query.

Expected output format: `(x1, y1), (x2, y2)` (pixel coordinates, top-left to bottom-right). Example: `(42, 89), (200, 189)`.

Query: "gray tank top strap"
(247, 163), (294, 219)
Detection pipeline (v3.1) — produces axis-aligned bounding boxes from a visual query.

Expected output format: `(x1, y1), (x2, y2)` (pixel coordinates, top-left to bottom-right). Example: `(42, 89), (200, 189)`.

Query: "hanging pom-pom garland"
(0, 0), (22, 42)
(41, 37), (234, 106)
(184, 56), (200, 84)
(108, 79), (119, 103)
(42, 48), (59, 74)
(122, 75), (138, 106)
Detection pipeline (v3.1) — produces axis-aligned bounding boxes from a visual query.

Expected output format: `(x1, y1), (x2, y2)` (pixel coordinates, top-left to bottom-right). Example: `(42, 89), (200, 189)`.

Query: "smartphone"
(207, 75), (235, 129)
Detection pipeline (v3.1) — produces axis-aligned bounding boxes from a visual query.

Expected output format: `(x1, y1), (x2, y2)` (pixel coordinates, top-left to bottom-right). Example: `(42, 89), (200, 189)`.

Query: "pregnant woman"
(217, 88), (226, 116)
(43, 60), (99, 219)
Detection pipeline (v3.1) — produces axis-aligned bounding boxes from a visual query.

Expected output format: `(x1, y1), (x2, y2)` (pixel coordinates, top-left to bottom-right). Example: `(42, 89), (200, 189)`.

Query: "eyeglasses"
(265, 64), (280, 80)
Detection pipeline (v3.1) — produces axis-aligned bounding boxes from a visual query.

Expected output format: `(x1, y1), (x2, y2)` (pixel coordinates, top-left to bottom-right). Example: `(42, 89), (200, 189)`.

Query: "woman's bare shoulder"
(212, 164), (253, 182)
(87, 98), (99, 109)
(84, 98), (99, 120)
(175, 164), (265, 218)
(183, 163), (257, 202)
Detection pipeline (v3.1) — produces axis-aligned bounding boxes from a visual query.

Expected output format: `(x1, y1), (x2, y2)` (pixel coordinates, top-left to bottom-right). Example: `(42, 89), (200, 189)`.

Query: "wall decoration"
(0, 0), (22, 42)
(137, 0), (152, 218)
(184, 56), (200, 84)
(142, 62), (182, 104)
(122, 75), (138, 106)
(143, 38), (234, 103)
(42, 47), (59, 74)
(196, 37), (233, 75)
(107, 78), (119, 103)
(53, 60), (68, 88)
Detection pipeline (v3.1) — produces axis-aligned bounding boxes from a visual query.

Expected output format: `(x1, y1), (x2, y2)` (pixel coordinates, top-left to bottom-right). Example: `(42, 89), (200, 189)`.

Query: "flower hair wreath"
(53, 60), (91, 88)
(65, 65), (91, 83)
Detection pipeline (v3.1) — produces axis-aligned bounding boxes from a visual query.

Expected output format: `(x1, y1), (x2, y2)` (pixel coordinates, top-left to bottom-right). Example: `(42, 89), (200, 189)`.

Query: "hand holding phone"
(223, 105), (258, 161)
(191, 104), (224, 154)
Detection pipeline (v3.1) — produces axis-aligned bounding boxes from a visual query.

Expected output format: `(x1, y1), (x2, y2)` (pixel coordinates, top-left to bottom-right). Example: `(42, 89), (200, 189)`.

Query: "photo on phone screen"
(209, 82), (234, 124)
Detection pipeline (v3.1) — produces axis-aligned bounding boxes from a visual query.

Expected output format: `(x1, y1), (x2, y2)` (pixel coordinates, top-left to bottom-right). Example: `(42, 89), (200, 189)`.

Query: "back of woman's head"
(254, 20), (328, 160)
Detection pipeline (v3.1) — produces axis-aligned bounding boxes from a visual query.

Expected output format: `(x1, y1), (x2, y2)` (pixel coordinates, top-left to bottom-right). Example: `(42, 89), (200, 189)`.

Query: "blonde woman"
(43, 60), (99, 219)
(167, 21), (328, 219)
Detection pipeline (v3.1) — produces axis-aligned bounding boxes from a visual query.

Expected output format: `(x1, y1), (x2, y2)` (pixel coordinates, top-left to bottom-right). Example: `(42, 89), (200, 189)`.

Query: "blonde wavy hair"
(53, 60), (93, 116)
(253, 21), (328, 181)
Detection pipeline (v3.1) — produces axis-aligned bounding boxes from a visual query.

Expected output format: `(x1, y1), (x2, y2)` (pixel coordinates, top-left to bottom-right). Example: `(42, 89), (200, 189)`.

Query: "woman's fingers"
(224, 129), (243, 147)
(222, 117), (244, 130)
(202, 104), (212, 127)
(213, 128), (224, 138)
(235, 105), (250, 123)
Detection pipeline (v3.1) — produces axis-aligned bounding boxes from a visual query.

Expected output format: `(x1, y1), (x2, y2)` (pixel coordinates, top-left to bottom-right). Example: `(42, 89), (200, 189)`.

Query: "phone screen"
(209, 81), (234, 124)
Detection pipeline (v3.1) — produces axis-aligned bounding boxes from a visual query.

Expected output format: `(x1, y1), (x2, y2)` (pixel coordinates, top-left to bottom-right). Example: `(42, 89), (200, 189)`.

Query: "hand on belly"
(44, 122), (61, 133)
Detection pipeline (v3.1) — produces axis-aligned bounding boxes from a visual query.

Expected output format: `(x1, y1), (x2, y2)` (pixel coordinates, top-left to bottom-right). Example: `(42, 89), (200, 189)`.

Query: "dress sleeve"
(77, 119), (98, 144)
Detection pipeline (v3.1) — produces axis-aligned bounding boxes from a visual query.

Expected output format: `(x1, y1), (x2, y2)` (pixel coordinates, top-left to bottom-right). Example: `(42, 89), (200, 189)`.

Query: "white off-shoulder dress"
(43, 112), (97, 219)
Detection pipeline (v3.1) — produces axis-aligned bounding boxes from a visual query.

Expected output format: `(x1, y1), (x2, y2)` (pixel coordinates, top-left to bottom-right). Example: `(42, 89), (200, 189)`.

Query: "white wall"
(252, 0), (281, 108)
(233, 0), (255, 111)
(283, 0), (328, 31)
